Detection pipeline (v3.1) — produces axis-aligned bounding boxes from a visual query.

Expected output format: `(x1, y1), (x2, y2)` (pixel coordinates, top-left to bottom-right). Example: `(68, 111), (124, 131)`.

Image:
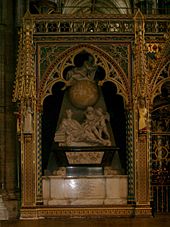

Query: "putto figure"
(62, 56), (97, 90)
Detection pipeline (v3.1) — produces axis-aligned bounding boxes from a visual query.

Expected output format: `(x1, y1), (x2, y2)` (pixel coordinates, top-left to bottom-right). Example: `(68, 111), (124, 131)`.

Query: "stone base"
(19, 204), (152, 219)
(0, 195), (9, 220)
(42, 175), (128, 206)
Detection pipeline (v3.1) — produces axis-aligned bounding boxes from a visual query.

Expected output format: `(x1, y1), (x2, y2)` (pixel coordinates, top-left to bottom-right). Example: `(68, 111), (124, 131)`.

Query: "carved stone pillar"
(134, 99), (151, 216)
(0, 0), (6, 195)
(21, 134), (36, 207)
(0, 195), (8, 220)
(0, 0), (18, 219)
(12, 11), (37, 217)
(136, 134), (150, 204)
(133, 10), (152, 216)
(133, 98), (152, 216)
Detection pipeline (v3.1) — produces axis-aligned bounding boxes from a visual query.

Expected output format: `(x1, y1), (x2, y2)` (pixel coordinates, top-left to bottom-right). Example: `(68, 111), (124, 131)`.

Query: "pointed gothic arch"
(40, 44), (129, 173)
(149, 35), (170, 104)
(38, 44), (131, 108)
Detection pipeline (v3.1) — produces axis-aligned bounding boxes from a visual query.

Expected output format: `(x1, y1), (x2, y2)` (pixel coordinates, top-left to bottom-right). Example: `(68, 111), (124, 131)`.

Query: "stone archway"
(38, 44), (131, 107)
(39, 46), (130, 176)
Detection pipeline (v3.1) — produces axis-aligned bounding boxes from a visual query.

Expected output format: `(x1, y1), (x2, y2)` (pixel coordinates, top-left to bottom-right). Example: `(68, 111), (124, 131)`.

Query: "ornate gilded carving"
(151, 103), (170, 213)
(13, 11), (36, 103)
(22, 135), (36, 206)
(149, 30), (170, 104)
(39, 45), (70, 79)
(99, 44), (129, 75)
(136, 135), (150, 204)
(134, 9), (148, 98)
(13, 11), (37, 208)
(135, 206), (152, 216)
(151, 106), (170, 177)
(20, 205), (152, 219)
(146, 43), (163, 72)
(13, 11), (134, 217)
(133, 10), (151, 206)
(13, 8), (170, 218)
(150, 62), (170, 104)
(33, 14), (134, 34)
(149, 33), (170, 213)
(38, 44), (130, 107)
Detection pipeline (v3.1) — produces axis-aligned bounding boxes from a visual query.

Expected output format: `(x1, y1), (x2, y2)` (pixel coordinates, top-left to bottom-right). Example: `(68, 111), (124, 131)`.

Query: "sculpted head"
(66, 109), (73, 118)
(86, 106), (94, 113)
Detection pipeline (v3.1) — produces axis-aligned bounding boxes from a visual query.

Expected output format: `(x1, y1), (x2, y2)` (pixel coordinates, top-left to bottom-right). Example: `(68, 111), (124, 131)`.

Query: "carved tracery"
(39, 45), (130, 107)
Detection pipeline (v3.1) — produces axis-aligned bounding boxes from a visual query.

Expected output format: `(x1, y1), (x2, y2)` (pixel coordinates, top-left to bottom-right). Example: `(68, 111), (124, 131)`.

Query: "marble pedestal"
(0, 195), (8, 220)
(43, 175), (128, 206)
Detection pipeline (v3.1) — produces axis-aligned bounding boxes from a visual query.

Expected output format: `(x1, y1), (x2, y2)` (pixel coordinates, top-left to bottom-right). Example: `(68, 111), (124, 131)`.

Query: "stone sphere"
(68, 80), (99, 109)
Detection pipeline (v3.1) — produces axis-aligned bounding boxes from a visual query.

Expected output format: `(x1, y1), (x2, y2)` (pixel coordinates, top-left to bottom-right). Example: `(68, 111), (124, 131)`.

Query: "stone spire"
(133, 9), (148, 98)
(13, 11), (36, 102)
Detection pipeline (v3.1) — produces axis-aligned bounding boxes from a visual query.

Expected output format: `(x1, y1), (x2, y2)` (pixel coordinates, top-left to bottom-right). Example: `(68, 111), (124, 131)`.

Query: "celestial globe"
(68, 80), (99, 109)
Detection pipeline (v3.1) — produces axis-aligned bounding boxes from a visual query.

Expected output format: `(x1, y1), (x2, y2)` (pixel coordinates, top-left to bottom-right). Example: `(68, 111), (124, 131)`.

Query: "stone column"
(0, 0), (6, 194)
(21, 134), (36, 207)
(12, 11), (37, 218)
(15, 0), (28, 27)
(0, 195), (8, 220)
(0, 0), (23, 219)
(133, 10), (152, 216)
(134, 99), (152, 216)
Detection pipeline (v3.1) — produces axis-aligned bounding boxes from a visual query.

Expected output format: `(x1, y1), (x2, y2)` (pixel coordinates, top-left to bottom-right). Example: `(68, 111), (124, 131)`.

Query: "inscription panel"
(42, 176), (128, 206)
(65, 178), (105, 198)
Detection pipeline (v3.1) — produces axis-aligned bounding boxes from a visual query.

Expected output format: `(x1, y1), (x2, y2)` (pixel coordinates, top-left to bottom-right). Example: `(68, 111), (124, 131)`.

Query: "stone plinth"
(0, 195), (9, 220)
(42, 175), (128, 206)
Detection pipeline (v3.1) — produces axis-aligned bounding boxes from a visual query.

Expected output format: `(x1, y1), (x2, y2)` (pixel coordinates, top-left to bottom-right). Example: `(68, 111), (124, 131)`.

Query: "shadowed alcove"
(42, 55), (126, 174)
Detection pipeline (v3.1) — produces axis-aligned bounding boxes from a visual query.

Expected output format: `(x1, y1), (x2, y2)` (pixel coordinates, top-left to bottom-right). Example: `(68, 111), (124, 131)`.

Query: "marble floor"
(1, 216), (170, 227)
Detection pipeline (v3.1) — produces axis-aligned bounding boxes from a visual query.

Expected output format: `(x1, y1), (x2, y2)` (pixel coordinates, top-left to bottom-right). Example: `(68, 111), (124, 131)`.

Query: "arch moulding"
(38, 44), (131, 108)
